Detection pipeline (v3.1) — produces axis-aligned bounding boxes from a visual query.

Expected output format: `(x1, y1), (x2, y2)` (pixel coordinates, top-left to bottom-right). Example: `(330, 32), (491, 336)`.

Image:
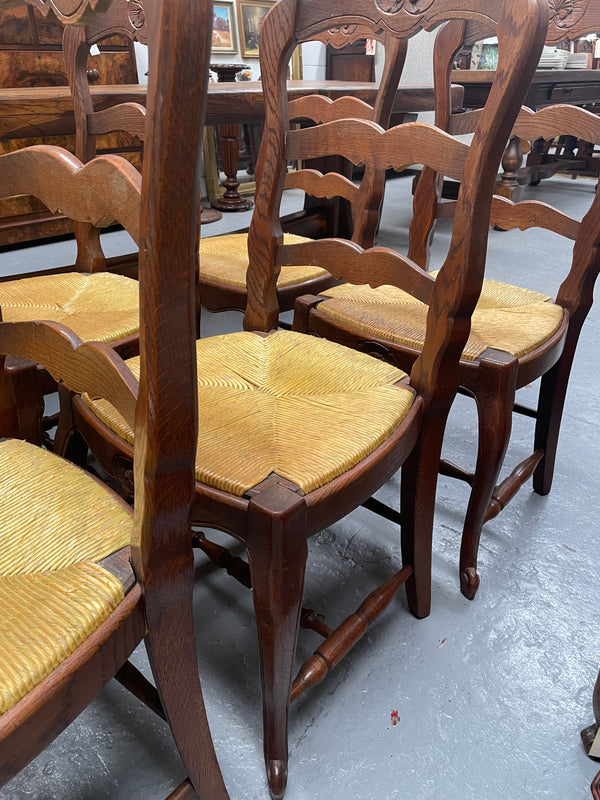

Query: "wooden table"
(0, 79), (464, 246)
(452, 69), (600, 200)
(0, 79), (464, 142)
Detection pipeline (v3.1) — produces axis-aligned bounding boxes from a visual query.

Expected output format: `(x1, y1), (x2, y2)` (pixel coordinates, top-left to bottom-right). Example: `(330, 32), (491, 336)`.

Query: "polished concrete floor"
(1, 175), (599, 800)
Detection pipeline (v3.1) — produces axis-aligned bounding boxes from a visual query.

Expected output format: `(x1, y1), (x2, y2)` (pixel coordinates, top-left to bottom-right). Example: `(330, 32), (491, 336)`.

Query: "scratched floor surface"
(1, 175), (598, 800)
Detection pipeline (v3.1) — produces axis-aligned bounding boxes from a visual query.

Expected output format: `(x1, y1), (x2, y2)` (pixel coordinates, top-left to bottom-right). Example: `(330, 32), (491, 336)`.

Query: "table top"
(453, 68), (600, 86)
(0, 79), (464, 140)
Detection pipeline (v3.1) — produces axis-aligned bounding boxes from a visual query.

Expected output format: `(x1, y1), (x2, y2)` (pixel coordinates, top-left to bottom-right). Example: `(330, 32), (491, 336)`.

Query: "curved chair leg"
(460, 355), (519, 600)
(401, 411), (449, 620)
(143, 554), (229, 800)
(532, 331), (579, 496)
(247, 480), (308, 800)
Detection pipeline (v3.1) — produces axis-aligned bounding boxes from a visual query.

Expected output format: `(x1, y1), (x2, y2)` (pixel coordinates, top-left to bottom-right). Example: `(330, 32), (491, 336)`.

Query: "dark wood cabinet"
(325, 40), (374, 83)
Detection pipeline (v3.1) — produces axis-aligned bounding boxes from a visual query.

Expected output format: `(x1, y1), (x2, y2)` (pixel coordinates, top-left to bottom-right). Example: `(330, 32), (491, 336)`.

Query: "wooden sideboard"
(453, 68), (600, 112)
(453, 69), (600, 200)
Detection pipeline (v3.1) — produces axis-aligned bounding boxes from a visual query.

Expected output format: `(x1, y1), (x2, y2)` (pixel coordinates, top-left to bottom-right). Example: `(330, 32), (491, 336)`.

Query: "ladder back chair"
(37, 0), (546, 796)
(502, 1), (600, 200)
(199, 28), (409, 317)
(0, 2), (144, 448)
(409, 2), (600, 269)
(351, 9), (600, 600)
(0, 0), (229, 797)
(62, 0), (148, 274)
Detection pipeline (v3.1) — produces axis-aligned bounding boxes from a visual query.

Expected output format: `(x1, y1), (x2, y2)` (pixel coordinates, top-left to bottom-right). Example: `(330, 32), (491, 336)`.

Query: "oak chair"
(198, 29), (407, 317)
(61, 0), (149, 275)
(0, 0), (229, 797)
(347, 13), (600, 600)
(0, 0), (149, 446)
(409, 2), (600, 267)
(44, 0), (546, 796)
(500, 2), (600, 199)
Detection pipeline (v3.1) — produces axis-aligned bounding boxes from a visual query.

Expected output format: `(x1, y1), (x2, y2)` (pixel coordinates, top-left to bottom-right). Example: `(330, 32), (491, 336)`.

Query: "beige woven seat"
(0, 438), (131, 714)
(200, 233), (329, 290)
(0, 273), (139, 344)
(82, 330), (414, 496)
(318, 278), (564, 361)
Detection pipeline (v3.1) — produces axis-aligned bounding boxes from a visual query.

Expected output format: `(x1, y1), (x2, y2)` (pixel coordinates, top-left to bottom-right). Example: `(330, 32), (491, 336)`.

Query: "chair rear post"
(130, 0), (228, 796)
(410, 0), (548, 408)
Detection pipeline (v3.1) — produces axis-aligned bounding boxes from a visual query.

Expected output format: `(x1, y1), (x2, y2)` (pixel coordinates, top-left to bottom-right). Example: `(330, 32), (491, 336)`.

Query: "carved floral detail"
(403, 0), (436, 13)
(29, 0), (112, 25)
(548, 0), (586, 28)
(127, 0), (145, 30)
(374, 0), (403, 12)
(328, 24), (359, 37)
(374, 0), (434, 14)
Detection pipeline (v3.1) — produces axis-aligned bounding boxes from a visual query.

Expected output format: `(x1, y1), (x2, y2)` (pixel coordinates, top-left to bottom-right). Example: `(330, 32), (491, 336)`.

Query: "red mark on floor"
(390, 710), (399, 727)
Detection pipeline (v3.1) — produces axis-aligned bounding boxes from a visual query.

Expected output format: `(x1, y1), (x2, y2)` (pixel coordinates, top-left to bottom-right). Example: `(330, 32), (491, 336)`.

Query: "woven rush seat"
(0, 273), (139, 343)
(318, 277), (565, 361)
(199, 233), (329, 288)
(82, 330), (414, 496)
(0, 438), (131, 714)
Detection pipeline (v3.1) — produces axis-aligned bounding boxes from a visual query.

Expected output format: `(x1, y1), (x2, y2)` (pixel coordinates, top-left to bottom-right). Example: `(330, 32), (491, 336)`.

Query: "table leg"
(495, 135), (524, 202)
(201, 206), (222, 224)
(210, 122), (253, 212)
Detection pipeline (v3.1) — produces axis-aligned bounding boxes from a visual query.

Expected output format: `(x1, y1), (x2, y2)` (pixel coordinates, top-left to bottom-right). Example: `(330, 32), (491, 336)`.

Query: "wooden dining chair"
(409, 3), (600, 268)
(41, 0), (547, 796)
(0, 0), (229, 797)
(0, 0), (144, 448)
(198, 29), (407, 317)
(62, 0), (148, 275)
(329, 13), (600, 601)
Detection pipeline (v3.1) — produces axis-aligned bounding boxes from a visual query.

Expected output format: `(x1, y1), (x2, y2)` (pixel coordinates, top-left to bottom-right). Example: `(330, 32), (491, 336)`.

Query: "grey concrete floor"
(1, 175), (599, 800)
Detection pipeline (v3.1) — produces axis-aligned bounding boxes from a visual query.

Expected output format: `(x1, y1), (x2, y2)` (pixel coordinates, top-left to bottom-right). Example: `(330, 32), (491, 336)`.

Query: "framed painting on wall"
(212, 1), (237, 53)
(237, 0), (274, 58)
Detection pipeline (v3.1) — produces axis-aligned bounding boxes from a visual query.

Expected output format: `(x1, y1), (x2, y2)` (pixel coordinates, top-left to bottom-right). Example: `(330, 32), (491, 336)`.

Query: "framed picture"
(237, 0), (274, 58)
(212, 1), (237, 53)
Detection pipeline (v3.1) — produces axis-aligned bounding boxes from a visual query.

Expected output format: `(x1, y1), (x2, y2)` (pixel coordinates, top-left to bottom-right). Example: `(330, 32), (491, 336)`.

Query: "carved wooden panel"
(0, 0), (114, 27)
(546, 0), (600, 45)
(295, 0), (512, 44)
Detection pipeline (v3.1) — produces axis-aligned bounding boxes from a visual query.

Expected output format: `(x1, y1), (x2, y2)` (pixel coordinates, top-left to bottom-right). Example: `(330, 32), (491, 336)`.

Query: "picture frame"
(212, 1), (237, 53)
(237, 0), (274, 59)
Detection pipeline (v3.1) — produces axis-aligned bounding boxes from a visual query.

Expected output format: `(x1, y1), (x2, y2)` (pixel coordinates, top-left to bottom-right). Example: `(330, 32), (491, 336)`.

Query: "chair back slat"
(490, 196), (580, 242)
(278, 239), (436, 304)
(285, 120), (469, 181)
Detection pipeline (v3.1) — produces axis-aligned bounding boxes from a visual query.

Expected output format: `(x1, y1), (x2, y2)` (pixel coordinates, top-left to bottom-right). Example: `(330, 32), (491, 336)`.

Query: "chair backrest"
(60, 0), (149, 272)
(0, 0), (229, 795)
(62, 0), (149, 165)
(284, 30), (407, 247)
(410, 2), (600, 268)
(246, 0), (548, 402)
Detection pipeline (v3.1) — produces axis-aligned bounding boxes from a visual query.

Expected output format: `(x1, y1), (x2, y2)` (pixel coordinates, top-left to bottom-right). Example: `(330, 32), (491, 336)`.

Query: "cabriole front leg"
(246, 478), (308, 800)
(460, 353), (518, 599)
